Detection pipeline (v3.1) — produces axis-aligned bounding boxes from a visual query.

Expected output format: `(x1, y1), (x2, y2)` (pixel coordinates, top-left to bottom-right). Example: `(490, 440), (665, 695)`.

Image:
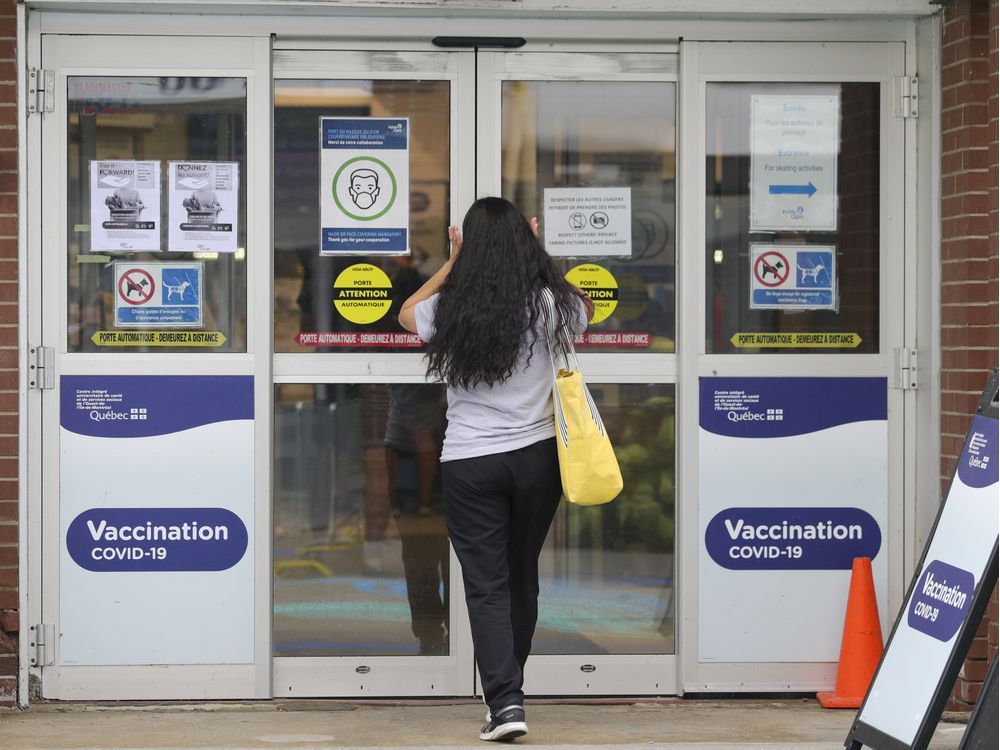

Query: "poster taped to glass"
(319, 117), (410, 256)
(168, 161), (239, 253)
(90, 160), (161, 252)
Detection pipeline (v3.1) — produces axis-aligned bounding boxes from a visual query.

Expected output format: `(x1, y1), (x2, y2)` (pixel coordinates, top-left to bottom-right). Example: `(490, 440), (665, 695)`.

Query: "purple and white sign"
(61, 375), (252, 438)
(957, 414), (997, 489)
(705, 506), (881, 571)
(699, 377), (888, 663)
(60, 375), (254, 666)
(906, 560), (975, 643)
(859, 409), (998, 746)
(67, 507), (248, 572)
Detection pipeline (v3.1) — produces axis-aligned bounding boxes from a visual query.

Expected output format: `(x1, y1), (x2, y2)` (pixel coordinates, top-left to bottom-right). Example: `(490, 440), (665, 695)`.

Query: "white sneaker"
(479, 705), (528, 742)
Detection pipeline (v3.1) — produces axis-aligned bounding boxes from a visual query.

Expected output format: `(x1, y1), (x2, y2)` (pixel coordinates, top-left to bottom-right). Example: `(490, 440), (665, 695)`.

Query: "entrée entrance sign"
(750, 94), (839, 232)
(845, 370), (999, 750)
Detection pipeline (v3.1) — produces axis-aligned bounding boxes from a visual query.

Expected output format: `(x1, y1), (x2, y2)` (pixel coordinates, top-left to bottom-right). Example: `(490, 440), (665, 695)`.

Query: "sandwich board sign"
(845, 369), (999, 750)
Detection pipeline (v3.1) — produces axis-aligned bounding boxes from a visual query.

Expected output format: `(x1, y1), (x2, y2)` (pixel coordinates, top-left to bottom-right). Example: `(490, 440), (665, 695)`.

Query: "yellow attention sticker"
(730, 332), (862, 348)
(91, 331), (227, 347)
(565, 264), (618, 324)
(333, 263), (393, 325)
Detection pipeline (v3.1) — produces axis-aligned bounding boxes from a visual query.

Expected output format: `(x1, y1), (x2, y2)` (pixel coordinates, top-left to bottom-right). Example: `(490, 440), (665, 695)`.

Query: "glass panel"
(705, 83), (880, 353)
(536, 384), (675, 654)
(273, 383), (450, 657)
(273, 80), (450, 353)
(67, 77), (248, 353)
(502, 81), (676, 353)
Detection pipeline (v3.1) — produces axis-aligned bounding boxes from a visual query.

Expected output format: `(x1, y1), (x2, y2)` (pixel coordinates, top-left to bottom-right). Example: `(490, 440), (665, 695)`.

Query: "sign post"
(845, 369), (999, 750)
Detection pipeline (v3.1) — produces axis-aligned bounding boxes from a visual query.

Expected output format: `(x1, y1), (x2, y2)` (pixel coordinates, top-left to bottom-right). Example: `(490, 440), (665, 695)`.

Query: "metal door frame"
(676, 40), (914, 692)
(475, 47), (680, 697)
(19, 7), (935, 706)
(30, 32), (273, 699)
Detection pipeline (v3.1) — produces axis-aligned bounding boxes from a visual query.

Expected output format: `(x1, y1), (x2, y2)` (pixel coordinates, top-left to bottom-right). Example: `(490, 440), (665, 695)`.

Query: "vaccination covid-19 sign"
(319, 117), (410, 256)
(858, 413), (998, 746)
(60, 375), (254, 665)
(698, 377), (888, 663)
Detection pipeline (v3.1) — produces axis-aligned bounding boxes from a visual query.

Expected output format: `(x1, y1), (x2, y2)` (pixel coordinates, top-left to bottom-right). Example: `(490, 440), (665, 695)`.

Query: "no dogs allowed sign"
(115, 262), (204, 328)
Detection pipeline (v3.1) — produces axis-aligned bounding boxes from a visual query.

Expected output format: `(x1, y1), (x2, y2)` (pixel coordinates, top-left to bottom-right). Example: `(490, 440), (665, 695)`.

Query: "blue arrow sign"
(769, 182), (817, 198)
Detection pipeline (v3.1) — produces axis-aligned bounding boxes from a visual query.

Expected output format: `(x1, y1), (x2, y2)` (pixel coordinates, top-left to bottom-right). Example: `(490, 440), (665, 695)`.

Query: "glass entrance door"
(479, 51), (679, 695)
(271, 45), (678, 698)
(270, 49), (475, 696)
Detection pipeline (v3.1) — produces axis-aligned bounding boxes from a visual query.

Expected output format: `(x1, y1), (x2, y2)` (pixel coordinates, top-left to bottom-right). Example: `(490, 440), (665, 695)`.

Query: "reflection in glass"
(502, 81), (676, 353)
(273, 383), (450, 657)
(66, 77), (248, 353)
(273, 80), (450, 353)
(705, 83), (880, 353)
(537, 384), (675, 655)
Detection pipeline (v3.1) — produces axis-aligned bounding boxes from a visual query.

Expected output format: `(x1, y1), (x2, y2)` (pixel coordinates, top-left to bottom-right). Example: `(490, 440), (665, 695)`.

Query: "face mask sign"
(319, 117), (411, 256)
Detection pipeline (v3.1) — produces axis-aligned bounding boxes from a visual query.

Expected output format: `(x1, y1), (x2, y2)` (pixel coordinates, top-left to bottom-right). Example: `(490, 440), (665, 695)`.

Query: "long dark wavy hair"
(425, 197), (582, 389)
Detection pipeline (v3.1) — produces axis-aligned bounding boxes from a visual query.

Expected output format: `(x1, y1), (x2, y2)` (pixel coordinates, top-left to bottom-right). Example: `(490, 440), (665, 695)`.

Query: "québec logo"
(89, 407), (149, 422)
(727, 408), (784, 423)
(968, 431), (990, 470)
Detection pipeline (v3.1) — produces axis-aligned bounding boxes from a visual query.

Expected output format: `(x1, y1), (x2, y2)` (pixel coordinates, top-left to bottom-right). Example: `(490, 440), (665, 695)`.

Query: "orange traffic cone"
(817, 557), (884, 708)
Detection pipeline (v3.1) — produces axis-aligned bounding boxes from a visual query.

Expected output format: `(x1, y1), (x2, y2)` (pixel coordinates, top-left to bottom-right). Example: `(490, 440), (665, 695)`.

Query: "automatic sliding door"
(485, 51), (680, 695)
(271, 51), (475, 696)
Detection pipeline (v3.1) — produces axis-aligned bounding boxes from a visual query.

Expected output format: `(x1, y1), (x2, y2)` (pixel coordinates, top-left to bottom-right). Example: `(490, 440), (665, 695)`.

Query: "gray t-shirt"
(414, 293), (587, 462)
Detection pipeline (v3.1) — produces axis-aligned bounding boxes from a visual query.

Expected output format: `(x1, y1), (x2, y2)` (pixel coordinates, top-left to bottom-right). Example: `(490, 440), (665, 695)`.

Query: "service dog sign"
(114, 261), (204, 327)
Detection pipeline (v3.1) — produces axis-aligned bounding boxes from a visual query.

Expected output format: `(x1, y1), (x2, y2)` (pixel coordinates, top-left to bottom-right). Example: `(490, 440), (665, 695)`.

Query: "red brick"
(963, 148), (993, 171)
(942, 282), (996, 303)
(0, 654), (14, 675)
(945, 698), (969, 713)
(0, 458), (17, 479)
(958, 679), (983, 704)
(942, 236), (995, 261)
(0, 548), (16, 566)
(942, 325), (999, 347)
(941, 258), (997, 281)
(0, 568), (15, 587)
(0, 591), (16, 610)
(0, 610), (18, 632)
(962, 192), (992, 214)
(941, 305), (997, 325)
(966, 636), (990, 659)
(0, 392), (21, 412)
(952, 168), (993, 194)
(961, 659), (990, 682)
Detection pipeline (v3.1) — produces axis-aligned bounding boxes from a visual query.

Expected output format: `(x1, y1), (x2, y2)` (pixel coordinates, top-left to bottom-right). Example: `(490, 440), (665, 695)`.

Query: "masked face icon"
(348, 168), (380, 210)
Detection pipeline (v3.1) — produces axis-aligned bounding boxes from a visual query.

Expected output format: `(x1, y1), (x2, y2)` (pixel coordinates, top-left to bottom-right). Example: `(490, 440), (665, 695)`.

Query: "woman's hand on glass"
(448, 224), (462, 261)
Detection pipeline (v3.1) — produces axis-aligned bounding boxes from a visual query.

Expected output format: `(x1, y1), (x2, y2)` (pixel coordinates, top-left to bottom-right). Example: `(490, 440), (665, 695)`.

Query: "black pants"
(443, 437), (562, 714)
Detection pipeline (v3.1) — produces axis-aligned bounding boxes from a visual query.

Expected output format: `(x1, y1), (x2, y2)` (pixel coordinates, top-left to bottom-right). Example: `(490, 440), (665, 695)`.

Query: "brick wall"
(940, 0), (1000, 713)
(0, 0), (14, 708)
(0, 0), (15, 707)
(0, 0), (15, 709)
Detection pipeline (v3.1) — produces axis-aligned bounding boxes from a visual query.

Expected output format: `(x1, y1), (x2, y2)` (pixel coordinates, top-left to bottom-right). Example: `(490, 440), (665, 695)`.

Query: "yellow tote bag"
(546, 292), (623, 506)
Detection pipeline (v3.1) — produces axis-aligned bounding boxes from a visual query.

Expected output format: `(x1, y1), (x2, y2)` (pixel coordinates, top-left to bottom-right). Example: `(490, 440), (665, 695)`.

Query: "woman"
(399, 197), (592, 742)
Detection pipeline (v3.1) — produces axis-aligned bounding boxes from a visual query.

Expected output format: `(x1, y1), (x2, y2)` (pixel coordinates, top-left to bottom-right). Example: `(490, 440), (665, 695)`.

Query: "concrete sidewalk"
(0, 699), (969, 749)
